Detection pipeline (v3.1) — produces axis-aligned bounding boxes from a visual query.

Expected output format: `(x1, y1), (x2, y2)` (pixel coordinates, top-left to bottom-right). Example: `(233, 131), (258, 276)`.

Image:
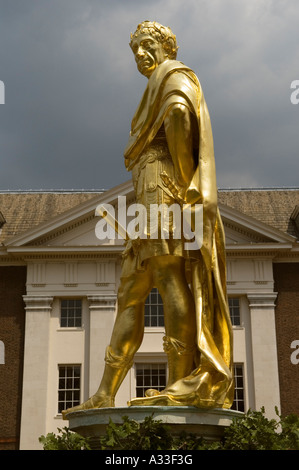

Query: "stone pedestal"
(66, 406), (243, 447)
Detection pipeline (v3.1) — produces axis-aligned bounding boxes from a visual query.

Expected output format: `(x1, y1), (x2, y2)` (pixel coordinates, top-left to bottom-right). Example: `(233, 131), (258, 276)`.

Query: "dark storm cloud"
(0, 0), (298, 190)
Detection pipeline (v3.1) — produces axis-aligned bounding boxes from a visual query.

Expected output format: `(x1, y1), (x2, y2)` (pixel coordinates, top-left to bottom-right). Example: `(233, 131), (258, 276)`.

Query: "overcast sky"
(0, 0), (298, 191)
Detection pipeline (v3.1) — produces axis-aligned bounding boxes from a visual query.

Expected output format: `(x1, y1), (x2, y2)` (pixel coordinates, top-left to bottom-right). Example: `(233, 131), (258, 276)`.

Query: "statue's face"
(131, 33), (168, 78)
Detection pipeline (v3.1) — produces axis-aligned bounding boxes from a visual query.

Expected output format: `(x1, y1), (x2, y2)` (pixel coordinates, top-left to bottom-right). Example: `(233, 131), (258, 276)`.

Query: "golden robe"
(125, 59), (234, 409)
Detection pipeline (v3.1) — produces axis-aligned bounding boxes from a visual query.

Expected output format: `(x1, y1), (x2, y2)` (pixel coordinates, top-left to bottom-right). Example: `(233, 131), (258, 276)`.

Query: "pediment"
(4, 180), (133, 250)
(41, 214), (124, 248)
(219, 203), (295, 246)
(3, 181), (295, 255)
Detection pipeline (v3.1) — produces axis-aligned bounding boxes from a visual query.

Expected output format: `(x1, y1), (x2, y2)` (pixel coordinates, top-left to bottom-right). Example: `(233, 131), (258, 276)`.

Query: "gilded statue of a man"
(63, 21), (233, 417)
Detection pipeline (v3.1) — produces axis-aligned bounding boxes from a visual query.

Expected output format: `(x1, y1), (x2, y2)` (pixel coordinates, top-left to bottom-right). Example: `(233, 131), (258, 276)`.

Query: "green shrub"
(39, 408), (299, 450)
(221, 407), (299, 450)
(98, 414), (174, 450)
(39, 426), (91, 450)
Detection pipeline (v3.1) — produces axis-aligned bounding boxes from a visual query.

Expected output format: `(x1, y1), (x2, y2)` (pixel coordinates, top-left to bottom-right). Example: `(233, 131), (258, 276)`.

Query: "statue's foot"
(128, 393), (173, 407)
(128, 388), (173, 407)
(62, 394), (114, 420)
(145, 388), (163, 397)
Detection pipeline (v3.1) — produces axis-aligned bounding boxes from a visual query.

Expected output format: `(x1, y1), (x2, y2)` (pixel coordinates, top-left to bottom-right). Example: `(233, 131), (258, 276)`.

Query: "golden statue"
(63, 21), (233, 417)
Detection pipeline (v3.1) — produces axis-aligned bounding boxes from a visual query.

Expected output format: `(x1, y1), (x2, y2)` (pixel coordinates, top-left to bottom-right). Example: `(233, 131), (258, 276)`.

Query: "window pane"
(144, 376), (151, 386)
(73, 390), (80, 401)
(152, 376), (158, 386)
(73, 378), (80, 389)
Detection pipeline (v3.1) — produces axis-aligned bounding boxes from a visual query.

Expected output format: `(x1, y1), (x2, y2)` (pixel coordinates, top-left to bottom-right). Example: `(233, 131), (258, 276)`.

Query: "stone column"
(20, 296), (53, 450)
(87, 295), (117, 396)
(247, 293), (281, 417)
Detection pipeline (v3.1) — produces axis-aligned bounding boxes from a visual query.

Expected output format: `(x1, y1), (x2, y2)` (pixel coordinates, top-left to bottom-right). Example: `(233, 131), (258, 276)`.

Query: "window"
(58, 365), (81, 413)
(145, 288), (164, 327)
(229, 298), (241, 326)
(135, 363), (167, 397)
(232, 363), (245, 412)
(0, 340), (4, 365)
(60, 299), (82, 327)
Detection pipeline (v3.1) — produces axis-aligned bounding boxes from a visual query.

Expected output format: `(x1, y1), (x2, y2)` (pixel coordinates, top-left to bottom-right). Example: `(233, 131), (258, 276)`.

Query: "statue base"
(65, 406), (243, 448)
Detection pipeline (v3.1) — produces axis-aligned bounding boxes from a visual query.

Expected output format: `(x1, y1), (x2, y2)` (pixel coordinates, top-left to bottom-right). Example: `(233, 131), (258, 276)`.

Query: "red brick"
(0, 266), (26, 450)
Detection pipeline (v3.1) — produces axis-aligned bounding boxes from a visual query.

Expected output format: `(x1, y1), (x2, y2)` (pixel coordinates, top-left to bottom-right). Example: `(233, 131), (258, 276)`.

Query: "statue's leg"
(148, 255), (196, 387)
(62, 258), (152, 417)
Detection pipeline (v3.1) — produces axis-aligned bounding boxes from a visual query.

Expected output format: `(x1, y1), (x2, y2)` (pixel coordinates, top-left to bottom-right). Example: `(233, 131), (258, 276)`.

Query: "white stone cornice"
(247, 293), (278, 308)
(87, 295), (117, 311)
(5, 246), (124, 255)
(23, 295), (54, 311)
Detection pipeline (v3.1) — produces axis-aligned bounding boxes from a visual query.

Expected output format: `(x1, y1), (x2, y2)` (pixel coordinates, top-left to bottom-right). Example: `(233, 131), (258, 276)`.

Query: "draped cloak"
(125, 59), (234, 409)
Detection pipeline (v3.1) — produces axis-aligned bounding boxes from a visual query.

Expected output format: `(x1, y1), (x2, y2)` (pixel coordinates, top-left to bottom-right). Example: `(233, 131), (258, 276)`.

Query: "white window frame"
(144, 288), (164, 328)
(59, 298), (83, 328)
(131, 355), (168, 400)
(228, 297), (242, 327)
(232, 363), (246, 412)
(57, 364), (81, 414)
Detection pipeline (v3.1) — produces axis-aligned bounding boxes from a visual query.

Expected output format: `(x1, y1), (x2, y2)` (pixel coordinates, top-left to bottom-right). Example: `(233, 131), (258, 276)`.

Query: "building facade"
(0, 183), (298, 450)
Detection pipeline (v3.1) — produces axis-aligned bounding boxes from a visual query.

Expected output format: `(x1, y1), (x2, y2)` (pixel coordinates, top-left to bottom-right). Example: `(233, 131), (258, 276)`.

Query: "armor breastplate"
(132, 126), (180, 206)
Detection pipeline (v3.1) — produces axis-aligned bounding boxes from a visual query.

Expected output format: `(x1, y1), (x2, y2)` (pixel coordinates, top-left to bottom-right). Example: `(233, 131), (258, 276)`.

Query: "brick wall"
(0, 266), (26, 450)
(274, 263), (299, 417)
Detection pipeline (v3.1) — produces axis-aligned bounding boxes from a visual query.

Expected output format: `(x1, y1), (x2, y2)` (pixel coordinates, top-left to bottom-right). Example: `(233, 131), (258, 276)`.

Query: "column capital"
(87, 294), (117, 311)
(23, 295), (54, 311)
(247, 292), (278, 308)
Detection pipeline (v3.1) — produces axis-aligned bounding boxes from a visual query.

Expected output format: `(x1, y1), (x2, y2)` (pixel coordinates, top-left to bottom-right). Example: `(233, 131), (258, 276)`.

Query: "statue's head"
(130, 21), (178, 78)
